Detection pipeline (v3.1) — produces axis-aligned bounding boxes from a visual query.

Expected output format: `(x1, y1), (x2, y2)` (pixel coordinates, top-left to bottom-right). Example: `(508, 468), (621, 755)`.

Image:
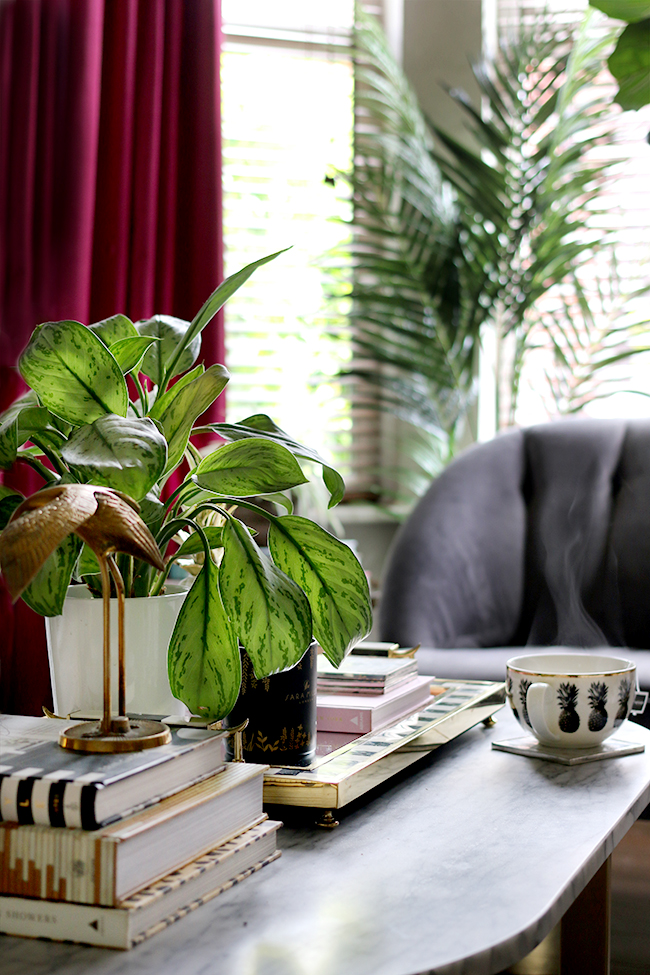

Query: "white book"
(0, 762), (267, 905)
(0, 820), (281, 949)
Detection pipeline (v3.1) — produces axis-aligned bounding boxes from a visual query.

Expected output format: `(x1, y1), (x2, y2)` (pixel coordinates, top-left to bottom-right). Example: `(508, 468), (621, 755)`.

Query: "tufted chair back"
(379, 419), (650, 677)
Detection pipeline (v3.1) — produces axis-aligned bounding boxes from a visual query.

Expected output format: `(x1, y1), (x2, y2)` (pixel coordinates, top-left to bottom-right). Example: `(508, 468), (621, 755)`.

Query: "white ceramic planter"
(45, 585), (190, 717)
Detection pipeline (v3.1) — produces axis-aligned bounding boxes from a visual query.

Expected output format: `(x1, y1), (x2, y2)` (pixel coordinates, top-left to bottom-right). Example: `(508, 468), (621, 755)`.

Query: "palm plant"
(339, 6), (623, 500)
(524, 254), (650, 417)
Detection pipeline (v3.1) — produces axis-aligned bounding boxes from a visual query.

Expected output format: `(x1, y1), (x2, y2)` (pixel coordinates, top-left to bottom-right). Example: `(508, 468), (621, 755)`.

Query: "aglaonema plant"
(0, 249), (373, 721)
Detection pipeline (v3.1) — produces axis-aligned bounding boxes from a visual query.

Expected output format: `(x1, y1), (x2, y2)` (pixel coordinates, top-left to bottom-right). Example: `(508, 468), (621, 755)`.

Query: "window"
(221, 1), (650, 509)
(497, 0), (650, 428)
(220, 1), (354, 459)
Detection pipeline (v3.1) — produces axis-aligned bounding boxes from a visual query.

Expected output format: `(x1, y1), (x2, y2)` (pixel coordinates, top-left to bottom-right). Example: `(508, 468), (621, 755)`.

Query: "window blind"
(220, 2), (355, 461)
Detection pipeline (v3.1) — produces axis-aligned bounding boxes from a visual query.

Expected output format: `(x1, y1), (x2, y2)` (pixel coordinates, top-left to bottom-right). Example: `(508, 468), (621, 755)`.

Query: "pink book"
(316, 675), (433, 734)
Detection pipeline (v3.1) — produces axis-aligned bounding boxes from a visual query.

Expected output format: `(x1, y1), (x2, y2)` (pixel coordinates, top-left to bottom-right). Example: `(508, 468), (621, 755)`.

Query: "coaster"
(492, 736), (645, 765)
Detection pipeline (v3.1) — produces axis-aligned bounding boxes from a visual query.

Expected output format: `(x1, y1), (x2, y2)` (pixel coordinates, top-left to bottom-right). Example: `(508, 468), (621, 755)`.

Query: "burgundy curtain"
(0, 0), (224, 715)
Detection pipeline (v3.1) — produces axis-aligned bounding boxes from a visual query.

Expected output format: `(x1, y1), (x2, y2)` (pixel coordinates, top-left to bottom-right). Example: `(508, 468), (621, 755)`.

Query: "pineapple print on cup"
(587, 681), (608, 732)
(506, 675), (519, 721)
(614, 678), (632, 729)
(557, 682), (580, 734)
(518, 679), (532, 727)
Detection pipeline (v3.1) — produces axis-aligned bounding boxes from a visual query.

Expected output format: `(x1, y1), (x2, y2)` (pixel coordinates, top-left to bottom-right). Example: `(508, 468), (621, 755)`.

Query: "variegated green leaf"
(137, 315), (201, 386)
(156, 365), (230, 475)
(195, 438), (308, 497)
(268, 516), (372, 667)
(61, 415), (167, 500)
(0, 409), (18, 469)
(0, 392), (40, 467)
(139, 494), (166, 539)
(210, 414), (345, 507)
(219, 518), (312, 677)
(148, 364), (206, 421)
(167, 565), (241, 720)
(76, 543), (101, 578)
(172, 526), (224, 559)
(19, 320), (128, 424)
(18, 407), (68, 452)
(20, 535), (82, 617)
(88, 314), (137, 346)
(110, 336), (159, 375)
(0, 402), (68, 469)
(0, 490), (23, 531)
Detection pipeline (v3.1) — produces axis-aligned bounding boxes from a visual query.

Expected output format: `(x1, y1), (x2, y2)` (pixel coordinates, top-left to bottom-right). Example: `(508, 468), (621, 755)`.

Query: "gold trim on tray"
(263, 679), (505, 810)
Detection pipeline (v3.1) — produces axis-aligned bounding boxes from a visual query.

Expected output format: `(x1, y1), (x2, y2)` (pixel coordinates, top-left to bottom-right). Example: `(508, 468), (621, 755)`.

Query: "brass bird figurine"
(0, 484), (170, 751)
(0, 483), (163, 602)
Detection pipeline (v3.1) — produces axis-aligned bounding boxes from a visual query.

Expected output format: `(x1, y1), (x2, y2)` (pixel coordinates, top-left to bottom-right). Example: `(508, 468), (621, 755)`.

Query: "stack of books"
(316, 654), (432, 733)
(0, 714), (280, 948)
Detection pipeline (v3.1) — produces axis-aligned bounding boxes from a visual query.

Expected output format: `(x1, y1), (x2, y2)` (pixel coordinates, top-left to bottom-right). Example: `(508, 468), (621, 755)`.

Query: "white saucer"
(492, 735), (645, 765)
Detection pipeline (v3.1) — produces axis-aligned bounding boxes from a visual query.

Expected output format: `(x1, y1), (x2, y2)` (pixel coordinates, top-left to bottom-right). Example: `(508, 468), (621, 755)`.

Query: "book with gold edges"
(0, 762), (267, 905)
(0, 819), (281, 949)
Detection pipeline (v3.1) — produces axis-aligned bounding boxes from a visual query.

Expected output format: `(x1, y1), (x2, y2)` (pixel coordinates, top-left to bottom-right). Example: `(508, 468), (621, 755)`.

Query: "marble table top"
(4, 708), (650, 975)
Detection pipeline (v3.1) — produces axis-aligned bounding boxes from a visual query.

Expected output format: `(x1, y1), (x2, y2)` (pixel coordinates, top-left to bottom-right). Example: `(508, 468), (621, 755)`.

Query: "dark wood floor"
(498, 820), (650, 975)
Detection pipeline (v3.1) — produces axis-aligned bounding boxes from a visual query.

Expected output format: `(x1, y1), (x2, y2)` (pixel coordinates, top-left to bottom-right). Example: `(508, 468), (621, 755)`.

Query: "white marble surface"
(4, 709), (650, 975)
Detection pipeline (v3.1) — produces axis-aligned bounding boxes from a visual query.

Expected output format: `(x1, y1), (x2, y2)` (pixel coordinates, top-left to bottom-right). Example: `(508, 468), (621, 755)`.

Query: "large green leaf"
(194, 438), (308, 497)
(267, 516), (372, 667)
(608, 20), (650, 109)
(20, 535), (81, 617)
(167, 565), (241, 720)
(60, 415), (167, 500)
(156, 365), (229, 475)
(219, 518), (312, 677)
(209, 415), (346, 507)
(137, 315), (201, 386)
(589, 1), (650, 21)
(161, 249), (290, 390)
(19, 320), (128, 424)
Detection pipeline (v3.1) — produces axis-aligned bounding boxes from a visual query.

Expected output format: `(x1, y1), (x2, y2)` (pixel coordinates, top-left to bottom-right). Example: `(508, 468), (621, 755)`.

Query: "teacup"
(506, 652), (636, 748)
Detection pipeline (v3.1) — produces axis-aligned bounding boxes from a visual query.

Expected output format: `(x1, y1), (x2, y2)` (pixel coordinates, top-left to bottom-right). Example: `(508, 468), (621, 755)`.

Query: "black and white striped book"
(0, 714), (227, 830)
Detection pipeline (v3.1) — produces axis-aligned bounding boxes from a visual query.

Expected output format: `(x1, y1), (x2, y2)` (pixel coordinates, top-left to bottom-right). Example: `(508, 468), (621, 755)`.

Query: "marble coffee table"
(3, 708), (650, 975)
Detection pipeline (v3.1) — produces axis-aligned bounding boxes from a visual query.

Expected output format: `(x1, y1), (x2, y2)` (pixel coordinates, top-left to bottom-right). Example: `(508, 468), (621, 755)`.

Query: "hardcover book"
(0, 714), (227, 830)
(317, 655), (418, 694)
(0, 819), (281, 949)
(0, 762), (267, 905)
(316, 675), (433, 733)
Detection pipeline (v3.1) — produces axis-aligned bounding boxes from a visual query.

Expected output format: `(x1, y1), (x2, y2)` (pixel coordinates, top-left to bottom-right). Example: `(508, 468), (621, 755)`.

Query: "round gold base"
(58, 719), (172, 753)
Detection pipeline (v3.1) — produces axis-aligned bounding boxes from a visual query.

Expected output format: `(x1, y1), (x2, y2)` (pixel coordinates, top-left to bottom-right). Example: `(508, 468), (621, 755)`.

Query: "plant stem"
(28, 437), (68, 478)
(132, 374), (149, 415)
(14, 453), (58, 483)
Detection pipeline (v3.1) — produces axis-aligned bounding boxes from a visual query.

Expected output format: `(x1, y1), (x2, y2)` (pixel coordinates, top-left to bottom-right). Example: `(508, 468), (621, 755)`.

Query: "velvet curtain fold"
(0, 0), (223, 714)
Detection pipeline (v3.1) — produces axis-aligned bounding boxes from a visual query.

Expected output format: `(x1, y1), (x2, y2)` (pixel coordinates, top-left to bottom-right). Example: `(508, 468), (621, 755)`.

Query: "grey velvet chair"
(379, 418), (650, 729)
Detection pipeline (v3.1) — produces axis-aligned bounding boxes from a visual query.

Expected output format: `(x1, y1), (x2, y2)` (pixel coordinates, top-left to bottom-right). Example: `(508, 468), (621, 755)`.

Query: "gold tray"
(264, 679), (505, 812)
